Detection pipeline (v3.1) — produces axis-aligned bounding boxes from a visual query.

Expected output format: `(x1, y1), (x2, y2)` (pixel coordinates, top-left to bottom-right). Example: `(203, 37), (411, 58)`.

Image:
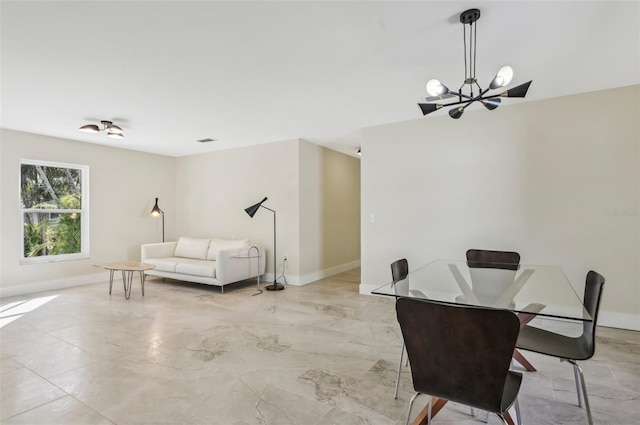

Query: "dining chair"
(516, 270), (605, 425)
(391, 258), (409, 399)
(466, 249), (521, 307)
(396, 297), (523, 425)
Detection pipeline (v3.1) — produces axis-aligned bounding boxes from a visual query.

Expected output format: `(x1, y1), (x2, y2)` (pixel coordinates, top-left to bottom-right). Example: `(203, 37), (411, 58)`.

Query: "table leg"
(140, 271), (145, 296)
(514, 311), (539, 372)
(108, 270), (115, 294)
(411, 397), (448, 425)
(123, 271), (133, 299)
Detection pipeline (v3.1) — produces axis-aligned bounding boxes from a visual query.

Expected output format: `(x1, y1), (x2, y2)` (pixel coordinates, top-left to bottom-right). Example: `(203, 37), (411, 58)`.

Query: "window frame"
(20, 159), (90, 264)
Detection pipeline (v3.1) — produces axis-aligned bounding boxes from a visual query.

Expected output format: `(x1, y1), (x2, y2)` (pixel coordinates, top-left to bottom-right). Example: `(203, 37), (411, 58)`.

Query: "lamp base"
(265, 283), (285, 291)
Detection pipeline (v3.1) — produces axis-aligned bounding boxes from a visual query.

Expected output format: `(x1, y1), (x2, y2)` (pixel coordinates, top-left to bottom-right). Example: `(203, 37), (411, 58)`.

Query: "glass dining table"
(372, 259), (591, 322)
(372, 259), (591, 425)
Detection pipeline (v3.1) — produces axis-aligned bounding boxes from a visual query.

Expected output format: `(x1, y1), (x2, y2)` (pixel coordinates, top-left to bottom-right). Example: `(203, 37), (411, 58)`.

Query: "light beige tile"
(0, 367), (66, 420)
(0, 269), (638, 425)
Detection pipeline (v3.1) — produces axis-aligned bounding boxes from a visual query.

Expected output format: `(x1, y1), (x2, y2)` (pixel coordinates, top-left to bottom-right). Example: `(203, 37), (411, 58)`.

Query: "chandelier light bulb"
(490, 65), (514, 89)
(426, 79), (449, 96)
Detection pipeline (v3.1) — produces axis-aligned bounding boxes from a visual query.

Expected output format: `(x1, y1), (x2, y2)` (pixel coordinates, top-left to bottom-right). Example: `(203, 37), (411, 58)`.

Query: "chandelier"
(78, 120), (125, 139)
(418, 9), (532, 119)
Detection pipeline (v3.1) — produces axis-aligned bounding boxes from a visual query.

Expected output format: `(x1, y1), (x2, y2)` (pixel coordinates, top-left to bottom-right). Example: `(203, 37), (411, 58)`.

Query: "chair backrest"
(391, 258), (410, 297)
(466, 249), (520, 270)
(466, 250), (521, 305)
(396, 297), (520, 413)
(391, 258), (409, 283)
(582, 270), (605, 357)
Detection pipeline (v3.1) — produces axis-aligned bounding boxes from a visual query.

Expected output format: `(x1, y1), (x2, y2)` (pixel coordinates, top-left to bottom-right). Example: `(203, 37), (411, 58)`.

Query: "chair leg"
(394, 342), (405, 399)
(569, 360), (593, 425)
(405, 392), (420, 425)
(514, 398), (522, 425)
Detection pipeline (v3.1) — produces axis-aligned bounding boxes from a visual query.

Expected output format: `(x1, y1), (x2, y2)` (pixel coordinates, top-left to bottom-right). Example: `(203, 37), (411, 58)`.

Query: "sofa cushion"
(207, 238), (250, 260)
(175, 259), (216, 278)
(144, 257), (180, 273)
(174, 237), (211, 260)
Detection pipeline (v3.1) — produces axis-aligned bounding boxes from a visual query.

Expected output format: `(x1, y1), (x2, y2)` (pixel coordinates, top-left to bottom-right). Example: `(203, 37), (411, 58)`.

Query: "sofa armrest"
(216, 246), (266, 285)
(141, 241), (177, 261)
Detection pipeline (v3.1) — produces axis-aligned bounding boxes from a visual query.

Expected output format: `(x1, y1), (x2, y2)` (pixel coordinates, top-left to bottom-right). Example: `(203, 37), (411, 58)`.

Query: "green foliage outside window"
(21, 163), (86, 259)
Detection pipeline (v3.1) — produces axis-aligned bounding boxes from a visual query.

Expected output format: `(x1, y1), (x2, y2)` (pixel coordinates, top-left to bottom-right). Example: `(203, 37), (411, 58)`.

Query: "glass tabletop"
(372, 259), (591, 322)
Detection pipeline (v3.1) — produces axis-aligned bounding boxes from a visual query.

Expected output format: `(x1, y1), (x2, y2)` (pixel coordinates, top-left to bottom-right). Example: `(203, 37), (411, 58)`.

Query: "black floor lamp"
(150, 197), (165, 242)
(244, 196), (284, 291)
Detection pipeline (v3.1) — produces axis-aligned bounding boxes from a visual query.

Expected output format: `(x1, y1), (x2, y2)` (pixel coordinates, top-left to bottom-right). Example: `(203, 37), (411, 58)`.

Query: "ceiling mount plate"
(460, 9), (480, 24)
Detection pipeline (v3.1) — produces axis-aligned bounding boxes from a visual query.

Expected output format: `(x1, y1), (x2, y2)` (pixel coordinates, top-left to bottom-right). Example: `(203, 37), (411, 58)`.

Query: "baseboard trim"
(0, 272), (107, 298)
(598, 311), (640, 331)
(270, 260), (361, 287)
(359, 283), (640, 331)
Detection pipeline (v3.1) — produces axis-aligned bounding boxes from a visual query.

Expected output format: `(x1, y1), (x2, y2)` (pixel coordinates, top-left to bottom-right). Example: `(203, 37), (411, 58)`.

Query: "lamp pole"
(244, 197), (284, 291)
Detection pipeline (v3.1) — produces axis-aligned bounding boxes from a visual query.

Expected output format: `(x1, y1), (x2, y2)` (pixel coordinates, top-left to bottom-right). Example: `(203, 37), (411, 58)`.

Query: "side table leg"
(124, 271), (133, 299)
(109, 270), (114, 294)
(140, 271), (145, 296)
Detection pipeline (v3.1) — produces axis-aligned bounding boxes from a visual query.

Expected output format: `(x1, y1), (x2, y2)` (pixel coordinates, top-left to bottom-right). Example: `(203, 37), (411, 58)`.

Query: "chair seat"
(501, 371), (523, 413)
(517, 325), (592, 361)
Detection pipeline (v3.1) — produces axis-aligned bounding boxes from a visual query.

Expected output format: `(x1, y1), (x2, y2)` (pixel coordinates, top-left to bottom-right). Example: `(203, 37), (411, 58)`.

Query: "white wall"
(360, 85), (640, 330)
(0, 129), (176, 296)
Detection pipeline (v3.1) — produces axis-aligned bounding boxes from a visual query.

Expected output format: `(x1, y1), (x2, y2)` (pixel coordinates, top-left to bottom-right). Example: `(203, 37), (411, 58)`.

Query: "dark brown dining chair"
(396, 297), (523, 425)
(391, 258), (409, 399)
(466, 249), (520, 306)
(516, 270), (605, 425)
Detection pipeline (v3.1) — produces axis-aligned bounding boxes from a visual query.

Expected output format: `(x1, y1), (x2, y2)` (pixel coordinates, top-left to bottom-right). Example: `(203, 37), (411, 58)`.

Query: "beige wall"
(0, 132), (360, 295)
(175, 138), (361, 284)
(175, 139), (301, 278)
(299, 140), (361, 279)
(0, 129), (176, 296)
(360, 85), (640, 329)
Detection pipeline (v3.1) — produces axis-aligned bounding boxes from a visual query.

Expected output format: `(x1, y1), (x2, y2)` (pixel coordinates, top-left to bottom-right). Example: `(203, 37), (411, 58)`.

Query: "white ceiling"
(2, 1), (638, 157)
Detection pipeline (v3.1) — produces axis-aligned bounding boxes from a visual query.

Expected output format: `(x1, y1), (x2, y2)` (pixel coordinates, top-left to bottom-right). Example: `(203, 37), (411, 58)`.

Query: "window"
(20, 160), (89, 263)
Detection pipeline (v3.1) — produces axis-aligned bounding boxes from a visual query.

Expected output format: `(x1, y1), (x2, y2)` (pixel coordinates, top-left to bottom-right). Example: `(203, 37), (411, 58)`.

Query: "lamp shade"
(449, 106), (465, 119)
(107, 132), (124, 139)
(79, 124), (100, 133)
(482, 97), (501, 110)
(418, 103), (442, 116)
(107, 124), (124, 134)
(245, 197), (268, 218)
(501, 81), (532, 98)
(150, 198), (163, 217)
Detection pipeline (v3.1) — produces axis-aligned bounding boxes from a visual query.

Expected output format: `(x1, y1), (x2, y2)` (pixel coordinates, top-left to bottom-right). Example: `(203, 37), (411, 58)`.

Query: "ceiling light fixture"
(418, 9), (532, 119)
(79, 120), (125, 139)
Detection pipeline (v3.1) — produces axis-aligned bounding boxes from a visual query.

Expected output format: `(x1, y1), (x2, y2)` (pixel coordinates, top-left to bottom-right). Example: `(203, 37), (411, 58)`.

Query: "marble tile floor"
(1, 269), (639, 425)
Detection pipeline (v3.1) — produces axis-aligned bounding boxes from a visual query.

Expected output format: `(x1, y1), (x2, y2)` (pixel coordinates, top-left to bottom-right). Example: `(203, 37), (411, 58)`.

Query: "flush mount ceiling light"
(79, 120), (125, 139)
(418, 8), (532, 119)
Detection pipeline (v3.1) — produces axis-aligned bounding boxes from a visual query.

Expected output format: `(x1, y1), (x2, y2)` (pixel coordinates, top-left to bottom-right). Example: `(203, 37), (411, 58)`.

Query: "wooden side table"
(95, 261), (156, 299)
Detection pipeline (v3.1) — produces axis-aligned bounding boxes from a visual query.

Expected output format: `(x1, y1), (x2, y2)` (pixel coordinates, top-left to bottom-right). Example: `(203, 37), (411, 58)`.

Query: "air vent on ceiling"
(197, 138), (217, 143)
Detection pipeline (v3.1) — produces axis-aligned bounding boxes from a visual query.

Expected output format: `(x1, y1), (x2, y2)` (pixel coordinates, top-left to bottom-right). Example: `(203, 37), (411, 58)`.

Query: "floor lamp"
(244, 197), (284, 291)
(150, 197), (165, 242)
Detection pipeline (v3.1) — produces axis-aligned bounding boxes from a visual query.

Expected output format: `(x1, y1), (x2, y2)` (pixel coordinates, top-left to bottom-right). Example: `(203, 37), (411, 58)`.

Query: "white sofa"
(141, 237), (265, 293)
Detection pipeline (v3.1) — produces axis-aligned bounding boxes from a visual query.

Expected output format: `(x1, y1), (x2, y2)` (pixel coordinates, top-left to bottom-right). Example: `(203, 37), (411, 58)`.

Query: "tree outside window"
(20, 160), (89, 263)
